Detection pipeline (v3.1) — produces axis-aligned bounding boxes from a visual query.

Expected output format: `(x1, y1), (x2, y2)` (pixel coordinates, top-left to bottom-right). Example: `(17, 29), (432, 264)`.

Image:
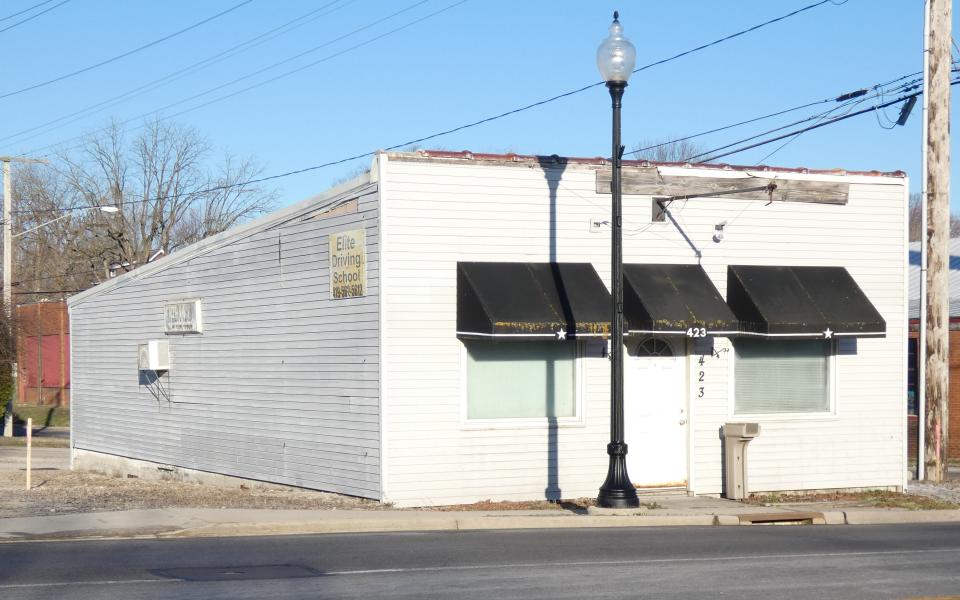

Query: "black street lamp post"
(597, 11), (640, 509)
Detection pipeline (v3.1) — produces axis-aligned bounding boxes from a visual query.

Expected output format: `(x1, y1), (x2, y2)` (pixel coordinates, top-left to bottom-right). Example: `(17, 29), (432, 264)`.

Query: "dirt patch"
(745, 490), (959, 511)
(428, 498), (595, 512)
(0, 469), (383, 518)
(427, 498), (663, 512)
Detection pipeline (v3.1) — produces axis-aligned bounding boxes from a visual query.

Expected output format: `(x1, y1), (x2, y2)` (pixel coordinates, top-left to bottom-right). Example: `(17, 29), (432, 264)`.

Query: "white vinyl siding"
(69, 181), (382, 500)
(465, 340), (576, 419)
(734, 339), (830, 414)
(380, 154), (906, 506)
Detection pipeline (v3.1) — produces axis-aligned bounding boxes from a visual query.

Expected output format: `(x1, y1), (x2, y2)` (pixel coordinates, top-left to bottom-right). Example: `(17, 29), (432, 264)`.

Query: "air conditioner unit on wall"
(138, 340), (170, 371)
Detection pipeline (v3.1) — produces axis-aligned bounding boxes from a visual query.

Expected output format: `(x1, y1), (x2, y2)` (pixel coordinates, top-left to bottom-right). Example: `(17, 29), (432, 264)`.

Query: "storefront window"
(734, 339), (831, 414)
(465, 340), (576, 419)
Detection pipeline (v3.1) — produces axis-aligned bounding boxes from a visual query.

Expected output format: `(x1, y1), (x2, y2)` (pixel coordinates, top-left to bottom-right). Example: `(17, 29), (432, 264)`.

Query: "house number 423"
(686, 327), (707, 338)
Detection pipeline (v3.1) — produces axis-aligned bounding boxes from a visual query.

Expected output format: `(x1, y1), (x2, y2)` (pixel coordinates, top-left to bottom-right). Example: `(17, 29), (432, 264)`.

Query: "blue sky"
(2, 0), (956, 209)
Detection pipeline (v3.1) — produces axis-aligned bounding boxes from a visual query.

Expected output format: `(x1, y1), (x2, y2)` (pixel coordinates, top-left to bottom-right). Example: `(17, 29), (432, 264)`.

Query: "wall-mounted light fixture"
(713, 221), (727, 243)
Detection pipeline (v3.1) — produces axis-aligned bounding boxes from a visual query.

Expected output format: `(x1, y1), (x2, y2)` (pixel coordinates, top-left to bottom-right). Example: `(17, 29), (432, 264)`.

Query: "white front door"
(624, 337), (688, 487)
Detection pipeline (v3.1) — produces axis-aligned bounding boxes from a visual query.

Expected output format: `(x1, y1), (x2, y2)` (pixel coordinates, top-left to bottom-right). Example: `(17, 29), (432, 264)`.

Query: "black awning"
(457, 262), (610, 338)
(622, 264), (739, 335)
(727, 265), (886, 337)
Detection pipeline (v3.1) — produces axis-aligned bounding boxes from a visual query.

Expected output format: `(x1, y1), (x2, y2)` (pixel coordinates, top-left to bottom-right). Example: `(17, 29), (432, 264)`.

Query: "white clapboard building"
(68, 150), (908, 507)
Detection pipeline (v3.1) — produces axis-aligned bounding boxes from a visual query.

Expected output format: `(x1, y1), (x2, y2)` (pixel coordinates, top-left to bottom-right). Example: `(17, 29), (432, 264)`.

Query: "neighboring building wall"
(69, 181), (382, 499)
(908, 327), (960, 461)
(16, 301), (70, 407)
(379, 154), (906, 506)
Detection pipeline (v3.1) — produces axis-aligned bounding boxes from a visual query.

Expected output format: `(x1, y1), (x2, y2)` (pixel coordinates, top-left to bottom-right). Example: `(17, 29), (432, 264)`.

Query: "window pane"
(466, 341), (576, 419)
(735, 339), (829, 414)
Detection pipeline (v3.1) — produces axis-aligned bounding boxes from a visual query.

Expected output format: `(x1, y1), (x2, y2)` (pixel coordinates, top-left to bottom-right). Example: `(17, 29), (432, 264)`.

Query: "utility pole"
(1, 156), (46, 438)
(923, 0), (951, 482)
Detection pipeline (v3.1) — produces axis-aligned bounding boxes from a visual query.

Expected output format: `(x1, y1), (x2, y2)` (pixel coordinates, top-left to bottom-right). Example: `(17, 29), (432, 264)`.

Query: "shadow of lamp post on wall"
(596, 11), (640, 508)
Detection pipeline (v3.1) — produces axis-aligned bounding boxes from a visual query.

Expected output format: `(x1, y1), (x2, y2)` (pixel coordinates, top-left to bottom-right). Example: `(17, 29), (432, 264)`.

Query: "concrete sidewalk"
(3, 493), (960, 543)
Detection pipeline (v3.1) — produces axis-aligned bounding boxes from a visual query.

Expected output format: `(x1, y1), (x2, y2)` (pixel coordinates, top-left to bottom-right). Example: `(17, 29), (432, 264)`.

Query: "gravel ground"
(0, 469), (382, 518)
(906, 480), (960, 504)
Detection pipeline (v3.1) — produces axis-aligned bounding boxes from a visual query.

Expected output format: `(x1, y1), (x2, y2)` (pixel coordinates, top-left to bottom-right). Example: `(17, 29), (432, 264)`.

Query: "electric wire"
(0, 0), (255, 101)
(19, 0), (451, 158)
(681, 76), (922, 163)
(17, 86), (927, 286)
(754, 93), (872, 164)
(692, 80), (959, 164)
(626, 99), (836, 158)
(0, 0), (357, 146)
(631, 72), (923, 159)
(17, 0), (843, 160)
(0, 0), (69, 34)
(12, 71), (930, 217)
(0, 0), (57, 22)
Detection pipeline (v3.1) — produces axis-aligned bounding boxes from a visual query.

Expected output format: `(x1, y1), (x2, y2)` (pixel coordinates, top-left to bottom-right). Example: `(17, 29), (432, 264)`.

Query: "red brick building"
(16, 301), (70, 407)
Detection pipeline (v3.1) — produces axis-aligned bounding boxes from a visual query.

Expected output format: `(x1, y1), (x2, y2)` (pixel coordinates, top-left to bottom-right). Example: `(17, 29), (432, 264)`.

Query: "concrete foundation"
(72, 448), (325, 493)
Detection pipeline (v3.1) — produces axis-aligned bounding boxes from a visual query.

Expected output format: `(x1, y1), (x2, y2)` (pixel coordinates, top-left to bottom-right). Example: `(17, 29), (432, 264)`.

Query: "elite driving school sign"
(329, 228), (366, 299)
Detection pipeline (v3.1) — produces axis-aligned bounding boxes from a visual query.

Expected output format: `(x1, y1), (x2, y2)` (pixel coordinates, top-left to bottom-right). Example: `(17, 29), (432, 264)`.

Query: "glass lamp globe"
(596, 12), (636, 83)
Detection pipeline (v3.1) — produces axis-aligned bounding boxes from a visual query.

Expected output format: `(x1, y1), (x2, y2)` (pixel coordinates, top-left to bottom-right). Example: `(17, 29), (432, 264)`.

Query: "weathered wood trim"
(596, 168), (849, 205)
(304, 198), (358, 221)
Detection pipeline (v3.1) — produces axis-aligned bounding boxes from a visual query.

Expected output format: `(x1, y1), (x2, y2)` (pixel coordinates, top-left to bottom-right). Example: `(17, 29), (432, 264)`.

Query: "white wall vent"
(138, 340), (170, 371)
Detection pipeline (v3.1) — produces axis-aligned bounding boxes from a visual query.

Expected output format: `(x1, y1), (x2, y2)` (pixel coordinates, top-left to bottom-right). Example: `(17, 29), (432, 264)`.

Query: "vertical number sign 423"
(697, 355), (705, 398)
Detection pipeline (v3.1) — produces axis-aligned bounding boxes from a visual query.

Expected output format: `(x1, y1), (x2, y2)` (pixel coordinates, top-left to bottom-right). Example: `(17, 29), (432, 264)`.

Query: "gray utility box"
(722, 422), (761, 500)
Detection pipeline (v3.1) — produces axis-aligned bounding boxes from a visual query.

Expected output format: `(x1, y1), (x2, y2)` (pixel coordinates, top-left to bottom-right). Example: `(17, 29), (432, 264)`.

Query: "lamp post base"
(597, 441), (639, 508)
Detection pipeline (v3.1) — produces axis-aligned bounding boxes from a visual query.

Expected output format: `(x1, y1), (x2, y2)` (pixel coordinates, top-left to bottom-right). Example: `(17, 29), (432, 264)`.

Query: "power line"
(631, 0), (842, 77)
(0, 0), (57, 22)
(628, 72), (923, 159)
(13, 269), (104, 286)
(14, 71), (927, 218)
(627, 99), (835, 158)
(0, 0), (255, 101)
(15, 0), (851, 214)
(692, 81), (957, 164)
(0, 0), (68, 34)
(0, 0), (356, 146)
(20, 0), (453, 158)
(681, 76), (922, 163)
(753, 93), (874, 164)
(19, 0), (842, 159)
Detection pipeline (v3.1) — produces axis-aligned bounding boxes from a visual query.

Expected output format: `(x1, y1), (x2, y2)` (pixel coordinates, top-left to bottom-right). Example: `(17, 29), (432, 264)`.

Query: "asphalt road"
(2, 523), (960, 599)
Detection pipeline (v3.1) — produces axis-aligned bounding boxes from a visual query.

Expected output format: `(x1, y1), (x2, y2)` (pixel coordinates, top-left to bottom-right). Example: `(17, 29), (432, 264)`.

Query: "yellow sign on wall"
(329, 228), (366, 299)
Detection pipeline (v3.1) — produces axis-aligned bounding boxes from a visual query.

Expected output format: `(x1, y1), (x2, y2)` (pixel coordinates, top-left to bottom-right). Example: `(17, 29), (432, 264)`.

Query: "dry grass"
(745, 490), (959, 511)
(0, 469), (382, 518)
(0, 437), (68, 448)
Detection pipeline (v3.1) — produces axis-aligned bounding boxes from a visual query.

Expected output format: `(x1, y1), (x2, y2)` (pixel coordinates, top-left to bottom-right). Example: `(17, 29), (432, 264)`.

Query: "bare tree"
(908, 192), (960, 242)
(0, 306), (16, 428)
(632, 137), (709, 163)
(11, 119), (276, 298)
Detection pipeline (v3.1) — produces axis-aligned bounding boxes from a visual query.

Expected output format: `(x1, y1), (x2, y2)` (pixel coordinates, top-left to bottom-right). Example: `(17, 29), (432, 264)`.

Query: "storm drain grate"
(738, 512), (823, 525)
(153, 564), (323, 582)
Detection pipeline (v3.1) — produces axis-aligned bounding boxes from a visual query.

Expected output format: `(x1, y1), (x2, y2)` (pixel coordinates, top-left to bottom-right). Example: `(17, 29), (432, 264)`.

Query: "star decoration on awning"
(823, 328), (834, 339)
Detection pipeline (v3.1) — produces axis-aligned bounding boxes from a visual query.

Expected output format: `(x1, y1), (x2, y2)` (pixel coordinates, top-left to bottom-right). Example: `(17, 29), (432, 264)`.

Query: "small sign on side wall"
(329, 228), (366, 299)
(164, 299), (202, 334)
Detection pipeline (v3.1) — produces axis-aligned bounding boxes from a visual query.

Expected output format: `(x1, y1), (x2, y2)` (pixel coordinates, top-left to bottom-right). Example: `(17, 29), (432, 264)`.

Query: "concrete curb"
(843, 509), (960, 525)
(5, 508), (960, 542)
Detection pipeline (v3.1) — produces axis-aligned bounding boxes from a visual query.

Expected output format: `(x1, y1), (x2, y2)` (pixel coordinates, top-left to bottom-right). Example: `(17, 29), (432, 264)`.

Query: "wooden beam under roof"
(596, 167), (849, 205)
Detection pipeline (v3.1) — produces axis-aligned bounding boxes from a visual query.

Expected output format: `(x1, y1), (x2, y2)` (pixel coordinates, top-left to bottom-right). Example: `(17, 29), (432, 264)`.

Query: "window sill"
(460, 417), (585, 431)
(729, 412), (837, 422)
